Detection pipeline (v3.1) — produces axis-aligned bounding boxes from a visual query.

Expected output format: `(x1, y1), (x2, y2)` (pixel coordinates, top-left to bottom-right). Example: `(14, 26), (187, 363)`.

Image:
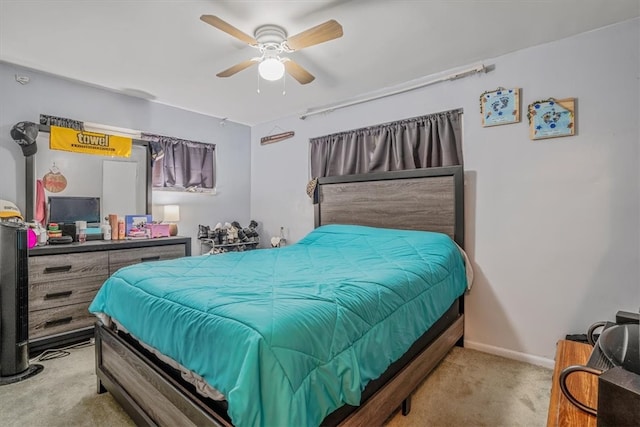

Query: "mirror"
(26, 126), (151, 223)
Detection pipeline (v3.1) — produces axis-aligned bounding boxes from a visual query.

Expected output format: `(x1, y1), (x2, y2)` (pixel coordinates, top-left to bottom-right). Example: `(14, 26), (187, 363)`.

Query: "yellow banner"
(49, 126), (132, 158)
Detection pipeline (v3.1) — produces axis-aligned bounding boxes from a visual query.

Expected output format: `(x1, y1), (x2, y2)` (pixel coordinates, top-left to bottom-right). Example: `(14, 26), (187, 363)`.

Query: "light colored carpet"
(0, 343), (552, 426)
(384, 347), (552, 427)
(0, 342), (132, 427)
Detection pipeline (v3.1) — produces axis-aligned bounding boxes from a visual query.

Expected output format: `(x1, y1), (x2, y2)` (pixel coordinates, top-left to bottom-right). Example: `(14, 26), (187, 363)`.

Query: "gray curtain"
(142, 134), (216, 190)
(310, 109), (462, 178)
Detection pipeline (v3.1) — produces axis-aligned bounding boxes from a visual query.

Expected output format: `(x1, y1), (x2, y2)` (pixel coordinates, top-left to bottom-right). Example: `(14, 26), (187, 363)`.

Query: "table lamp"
(163, 205), (180, 236)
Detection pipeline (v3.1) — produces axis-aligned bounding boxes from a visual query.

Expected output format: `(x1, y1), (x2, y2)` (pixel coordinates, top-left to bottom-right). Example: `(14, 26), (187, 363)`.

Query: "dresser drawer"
(29, 302), (95, 339)
(109, 244), (186, 274)
(29, 252), (109, 282)
(29, 274), (107, 311)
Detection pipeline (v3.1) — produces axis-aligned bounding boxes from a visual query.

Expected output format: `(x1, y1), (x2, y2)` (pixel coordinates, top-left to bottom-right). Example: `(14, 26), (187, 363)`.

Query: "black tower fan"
(0, 221), (42, 384)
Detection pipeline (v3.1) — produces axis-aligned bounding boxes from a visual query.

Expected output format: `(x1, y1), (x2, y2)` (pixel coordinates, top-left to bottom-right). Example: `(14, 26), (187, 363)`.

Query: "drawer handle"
(140, 256), (160, 262)
(44, 317), (73, 328)
(44, 265), (72, 274)
(44, 290), (73, 299)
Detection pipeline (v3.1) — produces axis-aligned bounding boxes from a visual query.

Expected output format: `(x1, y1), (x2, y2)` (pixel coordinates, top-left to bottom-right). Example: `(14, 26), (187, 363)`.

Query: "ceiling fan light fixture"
(202, 16), (342, 85)
(258, 58), (285, 81)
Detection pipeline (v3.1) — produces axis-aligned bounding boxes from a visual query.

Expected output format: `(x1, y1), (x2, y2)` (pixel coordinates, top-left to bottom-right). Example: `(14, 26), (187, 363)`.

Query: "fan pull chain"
(256, 70), (261, 94)
(282, 73), (286, 96)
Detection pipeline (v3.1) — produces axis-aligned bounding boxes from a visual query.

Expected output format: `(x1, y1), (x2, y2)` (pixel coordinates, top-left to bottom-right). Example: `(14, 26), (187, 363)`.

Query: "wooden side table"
(547, 340), (598, 427)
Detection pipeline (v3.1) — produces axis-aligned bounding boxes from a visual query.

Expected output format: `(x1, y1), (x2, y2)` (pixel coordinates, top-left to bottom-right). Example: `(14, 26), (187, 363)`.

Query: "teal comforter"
(89, 224), (467, 427)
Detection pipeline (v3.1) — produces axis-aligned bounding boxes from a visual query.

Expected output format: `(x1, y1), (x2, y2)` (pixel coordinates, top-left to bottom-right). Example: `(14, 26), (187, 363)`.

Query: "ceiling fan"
(200, 15), (343, 84)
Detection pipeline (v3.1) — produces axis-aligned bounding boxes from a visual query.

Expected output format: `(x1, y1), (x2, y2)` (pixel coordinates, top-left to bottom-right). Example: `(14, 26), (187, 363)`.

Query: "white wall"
(251, 19), (640, 366)
(0, 62), (251, 255)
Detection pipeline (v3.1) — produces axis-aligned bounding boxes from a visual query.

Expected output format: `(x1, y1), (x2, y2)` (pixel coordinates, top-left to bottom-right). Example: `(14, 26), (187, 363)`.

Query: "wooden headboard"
(314, 166), (464, 248)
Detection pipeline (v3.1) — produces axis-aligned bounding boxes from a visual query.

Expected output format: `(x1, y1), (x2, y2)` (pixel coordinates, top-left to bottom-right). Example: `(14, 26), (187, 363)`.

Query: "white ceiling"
(1, 1), (638, 126)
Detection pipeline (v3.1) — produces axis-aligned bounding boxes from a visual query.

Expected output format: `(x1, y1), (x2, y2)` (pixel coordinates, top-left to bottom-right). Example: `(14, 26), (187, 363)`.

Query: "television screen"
(48, 196), (100, 224)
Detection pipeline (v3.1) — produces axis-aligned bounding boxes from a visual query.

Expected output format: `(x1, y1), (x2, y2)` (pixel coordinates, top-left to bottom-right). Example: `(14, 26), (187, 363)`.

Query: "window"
(143, 134), (216, 193)
(310, 109), (462, 178)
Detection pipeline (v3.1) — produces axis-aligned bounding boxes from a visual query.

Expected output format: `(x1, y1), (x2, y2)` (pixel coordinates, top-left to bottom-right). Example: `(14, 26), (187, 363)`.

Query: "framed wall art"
(480, 87), (520, 127)
(527, 98), (575, 140)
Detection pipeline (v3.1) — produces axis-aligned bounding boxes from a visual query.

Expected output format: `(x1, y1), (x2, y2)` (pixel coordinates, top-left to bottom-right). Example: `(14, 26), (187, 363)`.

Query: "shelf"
(199, 239), (258, 248)
(199, 238), (260, 255)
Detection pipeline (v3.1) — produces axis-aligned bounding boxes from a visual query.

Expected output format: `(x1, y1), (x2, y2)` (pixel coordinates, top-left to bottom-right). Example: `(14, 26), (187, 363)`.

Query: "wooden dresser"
(547, 340), (598, 427)
(28, 236), (191, 354)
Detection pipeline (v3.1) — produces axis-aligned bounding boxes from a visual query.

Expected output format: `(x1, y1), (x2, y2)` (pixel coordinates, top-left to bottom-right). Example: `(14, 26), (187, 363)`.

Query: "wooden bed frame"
(95, 165), (466, 426)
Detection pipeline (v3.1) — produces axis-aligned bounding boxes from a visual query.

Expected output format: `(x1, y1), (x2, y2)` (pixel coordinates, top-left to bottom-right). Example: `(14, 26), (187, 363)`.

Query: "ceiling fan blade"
(216, 59), (258, 78)
(285, 19), (343, 51)
(284, 60), (315, 85)
(200, 15), (257, 45)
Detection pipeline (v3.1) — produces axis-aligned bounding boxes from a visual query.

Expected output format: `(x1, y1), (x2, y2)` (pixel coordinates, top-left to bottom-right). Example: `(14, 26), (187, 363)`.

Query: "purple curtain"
(310, 109), (462, 178)
(142, 134), (216, 191)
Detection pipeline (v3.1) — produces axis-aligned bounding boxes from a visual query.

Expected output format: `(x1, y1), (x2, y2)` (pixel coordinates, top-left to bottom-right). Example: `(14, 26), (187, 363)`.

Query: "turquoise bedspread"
(89, 224), (467, 427)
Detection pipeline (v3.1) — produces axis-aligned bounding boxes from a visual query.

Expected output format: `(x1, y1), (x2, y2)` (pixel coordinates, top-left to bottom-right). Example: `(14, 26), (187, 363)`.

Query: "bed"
(91, 165), (469, 427)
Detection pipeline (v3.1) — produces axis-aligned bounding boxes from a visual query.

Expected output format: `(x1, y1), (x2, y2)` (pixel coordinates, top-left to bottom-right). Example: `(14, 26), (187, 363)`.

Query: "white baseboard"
(464, 339), (555, 370)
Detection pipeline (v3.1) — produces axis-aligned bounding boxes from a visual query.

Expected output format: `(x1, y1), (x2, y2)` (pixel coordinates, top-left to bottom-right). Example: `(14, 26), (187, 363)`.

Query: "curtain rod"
(299, 64), (488, 120)
(309, 108), (462, 142)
